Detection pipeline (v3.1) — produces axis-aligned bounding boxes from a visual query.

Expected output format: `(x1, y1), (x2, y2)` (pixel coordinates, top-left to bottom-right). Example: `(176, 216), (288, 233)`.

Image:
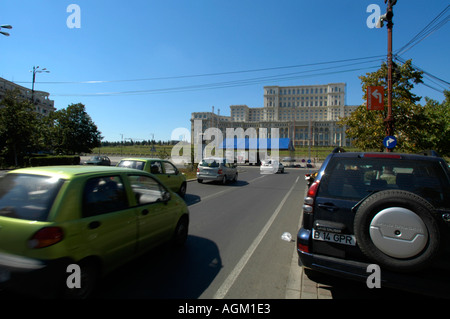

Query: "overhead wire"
(52, 64), (381, 96)
(395, 4), (449, 56)
(14, 55), (385, 86)
(394, 55), (450, 94)
(36, 56), (383, 97)
(392, 5), (450, 94)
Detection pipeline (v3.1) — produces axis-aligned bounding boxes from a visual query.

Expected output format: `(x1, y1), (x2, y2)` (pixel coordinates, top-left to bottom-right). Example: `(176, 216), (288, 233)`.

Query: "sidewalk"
(284, 180), (332, 300)
(285, 247), (332, 299)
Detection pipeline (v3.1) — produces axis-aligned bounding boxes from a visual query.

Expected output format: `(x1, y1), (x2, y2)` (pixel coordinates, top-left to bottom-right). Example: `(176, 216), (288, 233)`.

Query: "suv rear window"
(319, 158), (448, 205)
(0, 174), (64, 221)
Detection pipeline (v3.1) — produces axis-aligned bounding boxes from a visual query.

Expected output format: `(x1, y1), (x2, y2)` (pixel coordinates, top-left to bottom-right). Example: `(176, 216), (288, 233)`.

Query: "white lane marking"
(213, 176), (300, 299)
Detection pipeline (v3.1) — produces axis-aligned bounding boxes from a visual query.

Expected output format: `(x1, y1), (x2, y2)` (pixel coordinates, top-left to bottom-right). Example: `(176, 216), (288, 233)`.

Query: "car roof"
(330, 151), (443, 161)
(120, 158), (166, 162)
(7, 165), (141, 179)
(201, 157), (226, 161)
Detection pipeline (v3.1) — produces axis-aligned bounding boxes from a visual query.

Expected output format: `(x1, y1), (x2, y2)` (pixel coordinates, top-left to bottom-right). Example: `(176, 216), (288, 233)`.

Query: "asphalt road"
(90, 165), (429, 299)
(92, 165), (307, 299)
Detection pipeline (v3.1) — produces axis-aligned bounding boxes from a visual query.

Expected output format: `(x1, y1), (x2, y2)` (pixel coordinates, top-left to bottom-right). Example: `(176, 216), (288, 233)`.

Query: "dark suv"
(297, 149), (450, 297)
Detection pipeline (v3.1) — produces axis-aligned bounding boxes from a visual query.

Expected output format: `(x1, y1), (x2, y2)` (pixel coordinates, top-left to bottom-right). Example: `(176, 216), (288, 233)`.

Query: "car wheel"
(232, 172), (238, 182)
(173, 216), (189, 247)
(354, 190), (440, 272)
(62, 260), (100, 299)
(178, 182), (187, 197)
(221, 175), (227, 185)
(197, 179), (203, 183)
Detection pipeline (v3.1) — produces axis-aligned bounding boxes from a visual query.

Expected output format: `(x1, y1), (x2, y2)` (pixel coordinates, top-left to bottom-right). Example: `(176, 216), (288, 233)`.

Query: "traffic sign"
(383, 136), (397, 149)
(367, 86), (384, 111)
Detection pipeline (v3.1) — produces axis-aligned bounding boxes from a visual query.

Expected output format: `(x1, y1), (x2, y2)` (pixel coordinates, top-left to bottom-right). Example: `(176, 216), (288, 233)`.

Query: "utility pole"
(384, 0), (396, 151)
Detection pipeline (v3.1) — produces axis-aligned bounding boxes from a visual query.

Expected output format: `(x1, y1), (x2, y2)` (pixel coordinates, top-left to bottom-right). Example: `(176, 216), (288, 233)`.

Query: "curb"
(284, 180), (332, 299)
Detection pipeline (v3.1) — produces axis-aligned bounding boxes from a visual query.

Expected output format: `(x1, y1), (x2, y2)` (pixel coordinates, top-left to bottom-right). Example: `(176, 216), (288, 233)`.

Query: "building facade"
(0, 77), (56, 116)
(191, 83), (357, 147)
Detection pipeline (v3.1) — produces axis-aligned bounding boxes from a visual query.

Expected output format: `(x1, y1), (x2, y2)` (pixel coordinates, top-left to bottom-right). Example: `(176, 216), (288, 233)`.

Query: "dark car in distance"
(84, 156), (111, 166)
(296, 149), (450, 297)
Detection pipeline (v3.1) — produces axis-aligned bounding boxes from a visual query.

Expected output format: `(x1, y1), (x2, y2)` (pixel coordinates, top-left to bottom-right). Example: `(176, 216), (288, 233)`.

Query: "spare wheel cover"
(369, 207), (428, 259)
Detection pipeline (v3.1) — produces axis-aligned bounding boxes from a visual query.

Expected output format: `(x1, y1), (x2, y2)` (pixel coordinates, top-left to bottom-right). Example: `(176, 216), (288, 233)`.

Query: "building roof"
(219, 138), (293, 150)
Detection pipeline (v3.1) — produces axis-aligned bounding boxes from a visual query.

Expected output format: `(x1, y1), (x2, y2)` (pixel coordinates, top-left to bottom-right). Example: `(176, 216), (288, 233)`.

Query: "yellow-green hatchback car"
(0, 166), (189, 298)
(117, 158), (187, 197)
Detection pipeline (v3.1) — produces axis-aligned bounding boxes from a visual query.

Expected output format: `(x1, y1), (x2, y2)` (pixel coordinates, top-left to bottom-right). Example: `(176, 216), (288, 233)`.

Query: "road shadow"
(184, 193), (201, 206)
(197, 180), (249, 187)
(92, 235), (222, 299)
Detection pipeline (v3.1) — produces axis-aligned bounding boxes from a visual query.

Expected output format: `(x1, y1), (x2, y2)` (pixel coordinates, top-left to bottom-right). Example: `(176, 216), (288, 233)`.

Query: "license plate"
(312, 229), (356, 246)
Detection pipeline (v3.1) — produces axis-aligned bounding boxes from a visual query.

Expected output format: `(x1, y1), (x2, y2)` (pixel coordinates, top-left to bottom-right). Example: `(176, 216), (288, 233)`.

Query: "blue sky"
(1, 0), (449, 142)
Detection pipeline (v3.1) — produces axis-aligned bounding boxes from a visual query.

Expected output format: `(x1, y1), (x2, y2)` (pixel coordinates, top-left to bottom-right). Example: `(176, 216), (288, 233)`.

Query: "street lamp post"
(0, 24), (12, 37)
(31, 66), (50, 103)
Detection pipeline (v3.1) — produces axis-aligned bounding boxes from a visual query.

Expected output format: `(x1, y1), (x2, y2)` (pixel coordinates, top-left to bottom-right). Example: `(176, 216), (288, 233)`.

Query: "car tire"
(354, 190), (440, 272)
(173, 216), (189, 247)
(232, 172), (238, 182)
(221, 175), (227, 185)
(197, 179), (203, 183)
(178, 182), (187, 197)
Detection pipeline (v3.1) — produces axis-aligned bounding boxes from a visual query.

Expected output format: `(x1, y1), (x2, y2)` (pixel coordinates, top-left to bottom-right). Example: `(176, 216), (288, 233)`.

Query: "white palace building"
(191, 83), (357, 148)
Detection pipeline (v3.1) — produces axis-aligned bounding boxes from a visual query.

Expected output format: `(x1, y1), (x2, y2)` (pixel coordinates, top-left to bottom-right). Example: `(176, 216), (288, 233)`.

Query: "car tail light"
(29, 227), (64, 249)
(197, 168), (200, 172)
(303, 180), (319, 215)
(218, 169), (223, 174)
(307, 180), (320, 198)
(297, 242), (310, 253)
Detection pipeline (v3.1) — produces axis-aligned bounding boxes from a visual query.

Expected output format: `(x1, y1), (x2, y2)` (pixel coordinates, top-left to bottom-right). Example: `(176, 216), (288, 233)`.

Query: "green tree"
(47, 103), (102, 154)
(0, 90), (41, 166)
(414, 91), (450, 156)
(339, 59), (424, 152)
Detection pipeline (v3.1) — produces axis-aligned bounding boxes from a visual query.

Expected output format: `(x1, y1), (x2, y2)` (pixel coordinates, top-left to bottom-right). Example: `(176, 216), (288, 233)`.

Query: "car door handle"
(318, 203), (338, 212)
(142, 209), (149, 216)
(88, 221), (101, 229)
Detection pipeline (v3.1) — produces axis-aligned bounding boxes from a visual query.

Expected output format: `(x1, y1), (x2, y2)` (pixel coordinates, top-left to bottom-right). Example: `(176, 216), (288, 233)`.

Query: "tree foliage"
(0, 90), (41, 166)
(46, 103), (102, 154)
(339, 59), (450, 156)
(414, 91), (450, 156)
(0, 92), (102, 166)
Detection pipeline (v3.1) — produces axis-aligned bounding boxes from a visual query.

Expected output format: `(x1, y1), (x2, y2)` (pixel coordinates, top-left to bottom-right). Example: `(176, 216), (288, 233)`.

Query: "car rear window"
(117, 160), (145, 170)
(319, 158), (449, 205)
(199, 159), (222, 167)
(0, 174), (64, 221)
